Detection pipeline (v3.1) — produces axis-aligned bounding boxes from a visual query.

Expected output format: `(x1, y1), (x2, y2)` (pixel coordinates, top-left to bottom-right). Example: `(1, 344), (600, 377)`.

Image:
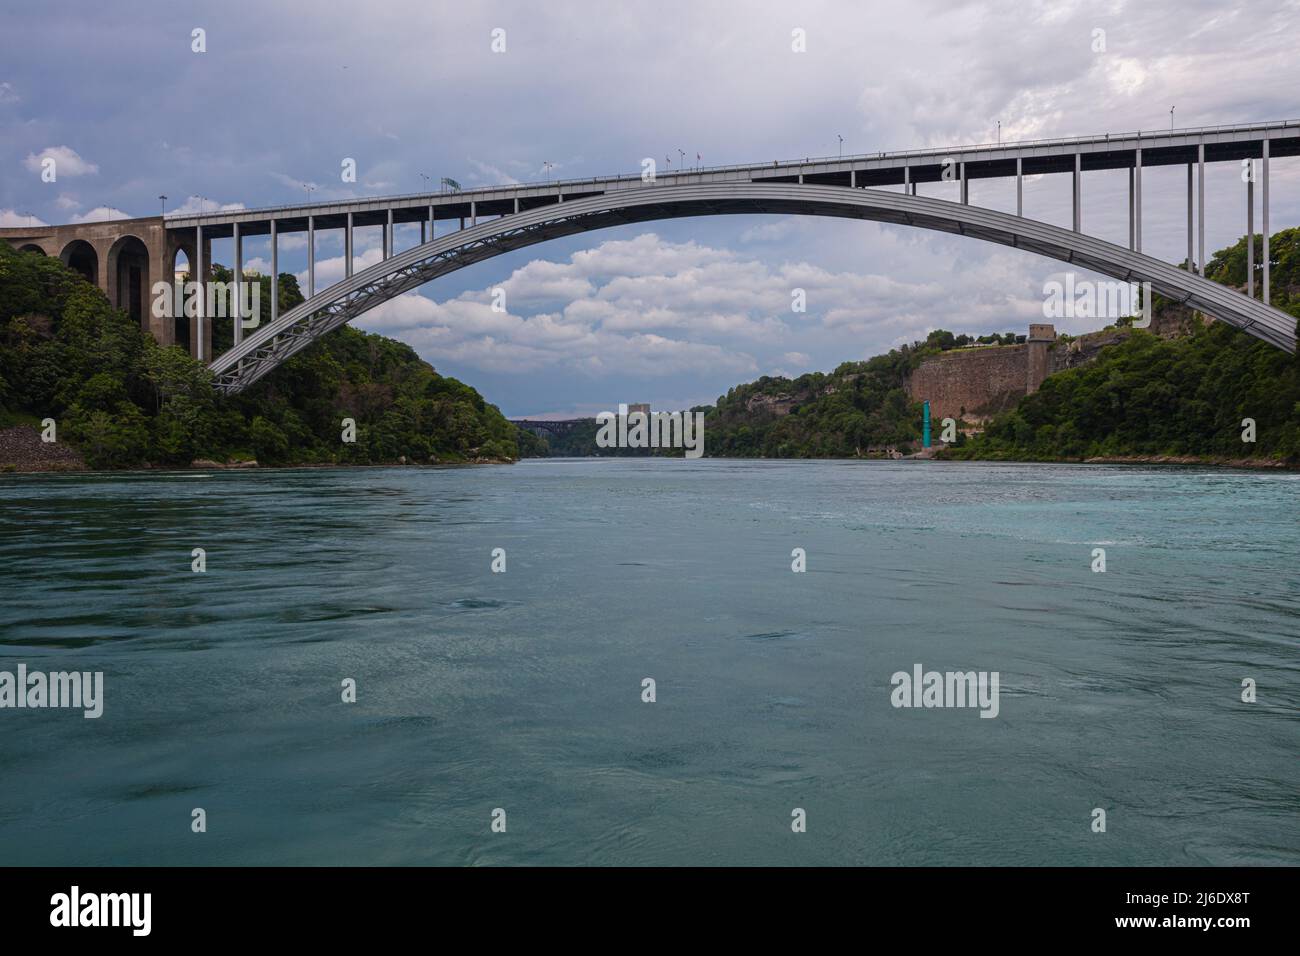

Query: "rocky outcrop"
(906, 308), (1201, 425)
(0, 426), (86, 472)
(745, 393), (797, 417)
(906, 343), (1034, 424)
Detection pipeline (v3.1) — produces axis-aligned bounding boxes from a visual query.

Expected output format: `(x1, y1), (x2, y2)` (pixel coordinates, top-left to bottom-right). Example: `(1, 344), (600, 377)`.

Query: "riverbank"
(0, 426), (85, 472)
(936, 448), (1297, 470)
(0, 425), (514, 474)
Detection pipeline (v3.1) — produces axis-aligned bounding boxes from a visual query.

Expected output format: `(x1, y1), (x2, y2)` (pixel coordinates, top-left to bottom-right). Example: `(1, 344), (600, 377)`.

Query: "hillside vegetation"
(698, 327), (1020, 458)
(949, 229), (1300, 463)
(0, 243), (518, 469)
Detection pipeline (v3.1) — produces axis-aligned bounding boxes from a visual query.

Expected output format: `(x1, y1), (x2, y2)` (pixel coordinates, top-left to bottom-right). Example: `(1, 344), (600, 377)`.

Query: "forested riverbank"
(0, 243), (519, 471)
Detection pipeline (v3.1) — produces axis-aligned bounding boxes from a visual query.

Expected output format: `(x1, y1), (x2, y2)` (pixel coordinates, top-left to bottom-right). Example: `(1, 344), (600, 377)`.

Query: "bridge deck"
(159, 120), (1300, 239)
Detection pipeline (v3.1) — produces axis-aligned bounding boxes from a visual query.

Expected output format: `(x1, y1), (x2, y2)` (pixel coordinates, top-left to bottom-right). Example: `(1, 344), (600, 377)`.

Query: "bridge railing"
(164, 119), (1300, 224)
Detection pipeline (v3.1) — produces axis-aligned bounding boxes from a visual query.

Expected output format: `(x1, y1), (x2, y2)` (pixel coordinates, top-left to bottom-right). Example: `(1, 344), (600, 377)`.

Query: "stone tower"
(1025, 323), (1056, 394)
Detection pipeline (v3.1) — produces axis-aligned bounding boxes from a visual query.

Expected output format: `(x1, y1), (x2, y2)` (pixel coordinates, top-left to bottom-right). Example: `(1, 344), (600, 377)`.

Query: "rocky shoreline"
(0, 426), (85, 472)
(1079, 454), (1295, 469)
(937, 450), (1296, 470)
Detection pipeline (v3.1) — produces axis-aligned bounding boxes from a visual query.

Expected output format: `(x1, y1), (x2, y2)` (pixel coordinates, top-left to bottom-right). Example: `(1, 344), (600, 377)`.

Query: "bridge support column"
(193, 225), (206, 362)
(960, 162), (968, 204)
(1262, 139), (1270, 304)
(308, 215), (315, 297)
(512, 198), (519, 214)
(471, 201), (477, 226)
(1187, 164), (1194, 271)
(385, 209), (393, 259)
(1128, 168), (1134, 249)
(345, 213), (353, 278)
(1015, 157), (1022, 217)
(902, 166), (908, 194)
(270, 219), (278, 326)
(430, 203), (437, 236)
(1247, 168), (1255, 298)
(1198, 142), (1205, 279)
(1134, 148), (1142, 253)
(420, 220), (426, 244)
(850, 168), (856, 188)
(1072, 153), (1081, 232)
(232, 221), (242, 347)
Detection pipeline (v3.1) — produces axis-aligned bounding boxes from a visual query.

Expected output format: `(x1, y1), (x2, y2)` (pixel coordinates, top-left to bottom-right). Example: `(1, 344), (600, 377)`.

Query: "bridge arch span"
(59, 239), (98, 284)
(210, 183), (1298, 393)
(18, 243), (46, 255)
(105, 234), (151, 326)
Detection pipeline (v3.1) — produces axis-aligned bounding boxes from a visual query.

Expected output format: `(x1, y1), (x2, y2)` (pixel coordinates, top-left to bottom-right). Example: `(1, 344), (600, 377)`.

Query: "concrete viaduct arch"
(0, 217), (190, 346)
(208, 181), (1299, 394)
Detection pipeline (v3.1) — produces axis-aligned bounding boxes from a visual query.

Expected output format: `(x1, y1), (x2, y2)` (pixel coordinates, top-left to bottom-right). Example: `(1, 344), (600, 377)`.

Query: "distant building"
(627, 403), (650, 417)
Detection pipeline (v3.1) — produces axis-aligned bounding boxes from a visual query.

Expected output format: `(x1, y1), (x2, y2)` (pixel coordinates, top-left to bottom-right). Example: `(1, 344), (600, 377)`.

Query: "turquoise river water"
(0, 459), (1296, 865)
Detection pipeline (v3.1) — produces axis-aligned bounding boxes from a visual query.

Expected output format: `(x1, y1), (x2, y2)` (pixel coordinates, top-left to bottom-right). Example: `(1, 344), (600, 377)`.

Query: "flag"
(441, 177), (462, 192)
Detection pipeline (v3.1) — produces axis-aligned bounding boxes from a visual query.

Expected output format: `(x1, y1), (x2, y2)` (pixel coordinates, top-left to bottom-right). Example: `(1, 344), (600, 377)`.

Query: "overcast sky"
(2, 0), (1297, 416)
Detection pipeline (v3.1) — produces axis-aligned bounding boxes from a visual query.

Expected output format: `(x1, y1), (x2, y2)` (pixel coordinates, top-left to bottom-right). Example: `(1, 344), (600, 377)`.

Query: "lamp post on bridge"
(837, 134), (843, 158)
(1170, 106), (1175, 130)
(158, 195), (167, 216)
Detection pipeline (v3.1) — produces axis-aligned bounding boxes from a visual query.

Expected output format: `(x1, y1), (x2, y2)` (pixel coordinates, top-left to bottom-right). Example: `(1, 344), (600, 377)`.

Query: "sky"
(2, 0), (1298, 417)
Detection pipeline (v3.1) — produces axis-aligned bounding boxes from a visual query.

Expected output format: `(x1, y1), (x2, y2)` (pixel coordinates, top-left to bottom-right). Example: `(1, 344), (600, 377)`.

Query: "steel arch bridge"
(208, 181), (1297, 394)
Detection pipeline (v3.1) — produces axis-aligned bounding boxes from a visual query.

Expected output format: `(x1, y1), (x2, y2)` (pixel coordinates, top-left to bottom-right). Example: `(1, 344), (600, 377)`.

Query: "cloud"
(23, 146), (98, 177)
(344, 231), (994, 380)
(0, 82), (18, 104)
(467, 158), (522, 186)
(167, 195), (245, 215)
(0, 208), (48, 227)
(54, 193), (80, 211)
(69, 206), (130, 223)
(741, 220), (797, 243)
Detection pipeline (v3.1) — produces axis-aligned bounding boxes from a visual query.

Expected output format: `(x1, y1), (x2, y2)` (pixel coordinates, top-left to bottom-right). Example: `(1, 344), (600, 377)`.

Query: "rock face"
(0, 426), (86, 472)
(745, 393), (797, 417)
(906, 319), (1173, 424)
(906, 343), (1037, 424)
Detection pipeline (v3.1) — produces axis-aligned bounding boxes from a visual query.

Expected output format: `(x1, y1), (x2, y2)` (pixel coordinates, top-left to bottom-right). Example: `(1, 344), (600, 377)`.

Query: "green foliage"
(514, 427), (550, 458)
(0, 243), (519, 468)
(952, 228), (1300, 463)
(702, 343), (930, 457)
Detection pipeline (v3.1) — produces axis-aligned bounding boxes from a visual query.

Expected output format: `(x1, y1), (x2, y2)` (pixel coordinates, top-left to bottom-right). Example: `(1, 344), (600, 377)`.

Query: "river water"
(1, 459), (1296, 866)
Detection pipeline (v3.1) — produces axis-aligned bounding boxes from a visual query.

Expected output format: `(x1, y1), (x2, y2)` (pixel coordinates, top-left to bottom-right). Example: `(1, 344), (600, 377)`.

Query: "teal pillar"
(923, 400), (931, 448)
